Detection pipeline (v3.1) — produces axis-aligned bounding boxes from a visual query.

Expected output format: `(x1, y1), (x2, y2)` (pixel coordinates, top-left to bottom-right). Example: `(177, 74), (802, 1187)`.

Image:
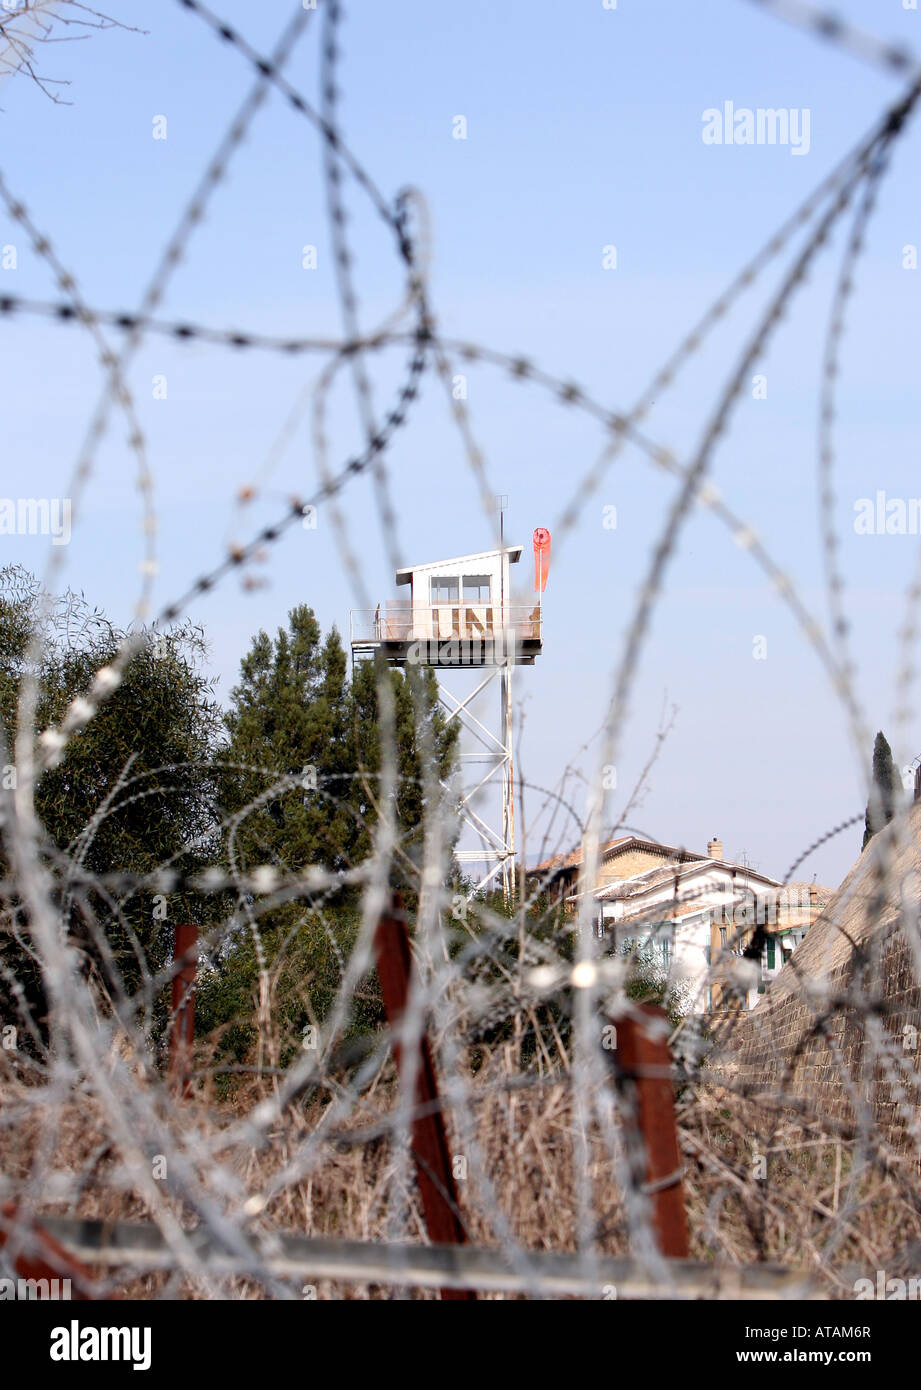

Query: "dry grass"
(3, 1032), (920, 1299)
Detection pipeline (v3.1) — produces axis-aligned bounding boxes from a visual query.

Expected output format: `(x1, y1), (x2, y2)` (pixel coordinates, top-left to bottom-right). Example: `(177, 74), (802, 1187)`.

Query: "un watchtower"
(350, 533), (548, 900)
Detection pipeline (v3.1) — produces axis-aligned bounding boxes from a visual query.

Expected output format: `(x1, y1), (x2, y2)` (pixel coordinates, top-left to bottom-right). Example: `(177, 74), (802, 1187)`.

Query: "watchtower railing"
(350, 601), (542, 645)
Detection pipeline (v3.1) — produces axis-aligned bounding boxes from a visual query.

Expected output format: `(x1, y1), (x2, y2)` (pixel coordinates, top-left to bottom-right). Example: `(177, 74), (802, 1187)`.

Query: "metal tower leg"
(438, 656), (515, 904)
(501, 661), (514, 904)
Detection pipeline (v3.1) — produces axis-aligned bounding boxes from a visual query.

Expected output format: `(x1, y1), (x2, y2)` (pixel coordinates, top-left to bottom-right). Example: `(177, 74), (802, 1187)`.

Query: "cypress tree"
(862, 730), (901, 849)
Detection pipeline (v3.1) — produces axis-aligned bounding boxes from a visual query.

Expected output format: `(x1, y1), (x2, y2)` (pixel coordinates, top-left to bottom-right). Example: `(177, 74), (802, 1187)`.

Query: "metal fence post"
(608, 1003), (689, 1259)
(0, 1202), (99, 1298)
(374, 894), (475, 1300)
(168, 922), (198, 1097)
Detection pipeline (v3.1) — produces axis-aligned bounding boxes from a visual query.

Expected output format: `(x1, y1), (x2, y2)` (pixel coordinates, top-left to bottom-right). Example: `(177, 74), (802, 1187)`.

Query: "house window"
(462, 574), (491, 602)
(431, 576), (459, 602)
(719, 926), (727, 948)
(766, 938), (776, 971)
(660, 937), (670, 969)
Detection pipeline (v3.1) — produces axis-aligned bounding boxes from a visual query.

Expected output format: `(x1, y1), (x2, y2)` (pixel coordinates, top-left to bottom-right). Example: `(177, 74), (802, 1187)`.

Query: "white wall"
(409, 553), (511, 639)
(610, 909), (712, 1010)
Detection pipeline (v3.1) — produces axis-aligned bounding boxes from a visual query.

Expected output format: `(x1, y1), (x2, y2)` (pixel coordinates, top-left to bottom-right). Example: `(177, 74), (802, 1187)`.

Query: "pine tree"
(199, 607), (458, 1073)
(218, 606), (357, 873)
(862, 730), (901, 849)
(217, 604), (457, 877)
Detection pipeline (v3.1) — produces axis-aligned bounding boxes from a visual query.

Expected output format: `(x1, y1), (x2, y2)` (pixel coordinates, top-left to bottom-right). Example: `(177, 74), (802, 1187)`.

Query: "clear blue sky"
(1, 0), (919, 886)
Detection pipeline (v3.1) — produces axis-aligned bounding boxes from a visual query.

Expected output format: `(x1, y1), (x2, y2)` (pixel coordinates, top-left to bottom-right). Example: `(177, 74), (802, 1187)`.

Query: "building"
(529, 834), (712, 903)
(530, 834), (832, 1012)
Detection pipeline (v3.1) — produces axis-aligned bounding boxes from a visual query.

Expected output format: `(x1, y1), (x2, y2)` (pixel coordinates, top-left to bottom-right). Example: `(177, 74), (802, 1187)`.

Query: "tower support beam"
(437, 658), (515, 902)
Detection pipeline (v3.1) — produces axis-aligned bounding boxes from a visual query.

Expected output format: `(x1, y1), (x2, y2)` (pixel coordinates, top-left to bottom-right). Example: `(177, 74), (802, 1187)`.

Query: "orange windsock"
(533, 527), (551, 592)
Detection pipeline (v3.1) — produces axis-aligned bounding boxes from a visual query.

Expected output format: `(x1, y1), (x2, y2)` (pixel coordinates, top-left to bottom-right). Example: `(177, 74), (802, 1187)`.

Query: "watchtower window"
(430, 576), (459, 602)
(462, 575), (491, 602)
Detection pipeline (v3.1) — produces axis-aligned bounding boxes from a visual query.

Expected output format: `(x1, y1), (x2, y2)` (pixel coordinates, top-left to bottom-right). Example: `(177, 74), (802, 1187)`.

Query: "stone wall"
(714, 809), (921, 1152)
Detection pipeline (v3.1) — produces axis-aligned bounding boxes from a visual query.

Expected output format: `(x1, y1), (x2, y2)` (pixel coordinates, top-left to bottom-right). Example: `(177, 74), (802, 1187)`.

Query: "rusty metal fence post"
(168, 922), (198, 1098)
(0, 1202), (99, 1298)
(607, 1003), (689, 1259)
(374, 895), (475, 1300)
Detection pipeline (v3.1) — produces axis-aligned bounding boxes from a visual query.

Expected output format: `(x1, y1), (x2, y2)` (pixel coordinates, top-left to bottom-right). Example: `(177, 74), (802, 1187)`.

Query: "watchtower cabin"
(349, 546), (542, 668)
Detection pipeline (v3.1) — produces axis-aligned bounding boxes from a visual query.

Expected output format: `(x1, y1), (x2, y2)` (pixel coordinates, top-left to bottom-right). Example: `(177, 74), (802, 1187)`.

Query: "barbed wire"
(0, 0), (920, 1303)
(741, 0), (918, 76)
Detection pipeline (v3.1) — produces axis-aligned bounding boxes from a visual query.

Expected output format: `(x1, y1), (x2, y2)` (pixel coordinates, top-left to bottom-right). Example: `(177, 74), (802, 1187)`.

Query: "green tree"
(216, 606), (457, 876)
(618, 935), (692, 1026)
(456, 888), (575, 1072)
(197, 607), (458, 1076)
(0, 567), (223, 1041)
(862, 730), (901, 850)
(217, 606), (357, 875)
(346, 654), (459, 867)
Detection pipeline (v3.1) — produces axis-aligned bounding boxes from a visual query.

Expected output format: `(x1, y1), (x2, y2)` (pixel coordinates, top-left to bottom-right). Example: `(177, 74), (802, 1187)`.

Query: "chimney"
(808, 882), (818, 907)
(707, 836), (723, 861)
